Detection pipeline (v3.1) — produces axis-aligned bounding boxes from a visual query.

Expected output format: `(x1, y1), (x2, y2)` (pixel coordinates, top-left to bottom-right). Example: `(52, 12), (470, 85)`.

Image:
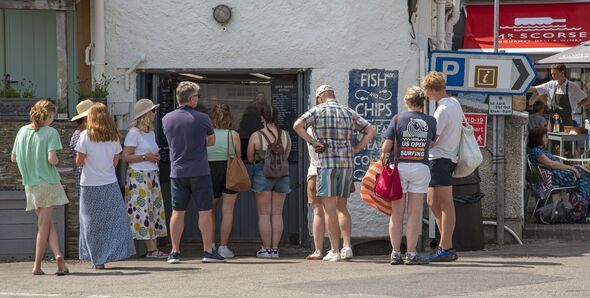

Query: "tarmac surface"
(0, 239), (588, 297)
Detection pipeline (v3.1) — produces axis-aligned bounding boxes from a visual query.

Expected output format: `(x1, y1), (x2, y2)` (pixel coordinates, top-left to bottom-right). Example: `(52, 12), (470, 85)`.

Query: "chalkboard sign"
(348, 69), (399, 181)
(271, 80), (299, 162)
(157, 83), (173, 183)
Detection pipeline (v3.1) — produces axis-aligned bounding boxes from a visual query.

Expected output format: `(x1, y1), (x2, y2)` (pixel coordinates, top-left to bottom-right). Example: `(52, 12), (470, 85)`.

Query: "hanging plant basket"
(0, 98), (41, 120)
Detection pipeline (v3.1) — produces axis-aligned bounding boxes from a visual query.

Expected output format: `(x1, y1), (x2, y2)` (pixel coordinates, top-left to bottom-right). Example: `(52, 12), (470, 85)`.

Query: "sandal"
(32, 270), (45, 275)
(93, 264), (106, 270)
(146, 250), (169, 259)
(56, 256), (70, 276)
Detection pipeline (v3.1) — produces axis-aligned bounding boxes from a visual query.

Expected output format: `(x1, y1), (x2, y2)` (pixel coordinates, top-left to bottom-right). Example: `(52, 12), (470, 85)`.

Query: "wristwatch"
(309, 138), (316, 145)
(142, 155), (146, 161)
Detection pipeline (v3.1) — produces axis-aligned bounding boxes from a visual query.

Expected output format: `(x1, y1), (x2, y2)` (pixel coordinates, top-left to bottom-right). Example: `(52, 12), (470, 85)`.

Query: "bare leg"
(198, 209), (215, 252)
(336, 197), (352, 249)
(211, 198), (219, 245)
(255, 191), (273, 248)
(406, 192), (425, 253)
(145, 239), (158, 252)
(46, 220), (67, 272)
(169, 210), (185, 252)
(322, 196), (340, 252)
(389, 197), (405, 252)
(270, 192), (287, 248)
(427, 187), (442, 234)
(220, 193), (238, 246)
(311, 202), (325, 254)
(435, 186), (455, 249)
(33, 207), (53, 274)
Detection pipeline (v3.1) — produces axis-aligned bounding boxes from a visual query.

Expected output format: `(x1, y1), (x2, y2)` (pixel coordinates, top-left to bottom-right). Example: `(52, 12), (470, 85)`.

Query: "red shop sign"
(464, 113), (487, 148)
(463, 3), (590, 52)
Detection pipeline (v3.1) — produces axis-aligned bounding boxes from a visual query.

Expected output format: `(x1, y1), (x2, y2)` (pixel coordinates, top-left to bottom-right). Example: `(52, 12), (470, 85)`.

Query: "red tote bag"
(374, 115), (403, 202)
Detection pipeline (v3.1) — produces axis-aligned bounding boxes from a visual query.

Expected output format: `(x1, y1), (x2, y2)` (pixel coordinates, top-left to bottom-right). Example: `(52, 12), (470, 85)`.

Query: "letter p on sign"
(434, 57), (465, 87)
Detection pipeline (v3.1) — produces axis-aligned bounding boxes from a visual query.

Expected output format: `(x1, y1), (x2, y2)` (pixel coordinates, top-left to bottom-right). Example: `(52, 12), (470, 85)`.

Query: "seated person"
(528, 127), (590, 201)
(528, 100), (547, 131)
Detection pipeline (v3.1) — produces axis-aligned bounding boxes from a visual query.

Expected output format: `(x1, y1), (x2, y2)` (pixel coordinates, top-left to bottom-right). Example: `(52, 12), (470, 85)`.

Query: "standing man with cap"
(294, 85), (376, 262)
(163, 81), (225, 263)
(70, 99), (94, 192)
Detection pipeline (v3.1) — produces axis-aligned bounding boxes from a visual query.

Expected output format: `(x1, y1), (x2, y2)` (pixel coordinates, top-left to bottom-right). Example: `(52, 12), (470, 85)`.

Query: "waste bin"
(451, 169), (485, 251)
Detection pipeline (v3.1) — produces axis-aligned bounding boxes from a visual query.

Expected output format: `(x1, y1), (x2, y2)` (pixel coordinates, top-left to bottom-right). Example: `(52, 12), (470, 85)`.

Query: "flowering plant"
(0, 74), (36, 98)
(74, 74), (115, 98)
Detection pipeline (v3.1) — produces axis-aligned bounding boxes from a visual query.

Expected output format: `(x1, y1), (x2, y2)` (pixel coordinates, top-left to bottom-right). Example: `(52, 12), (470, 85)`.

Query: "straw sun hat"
(70, 99), (94, 121)
(581, 163), (590, 174)
(133, 98), (159, 120)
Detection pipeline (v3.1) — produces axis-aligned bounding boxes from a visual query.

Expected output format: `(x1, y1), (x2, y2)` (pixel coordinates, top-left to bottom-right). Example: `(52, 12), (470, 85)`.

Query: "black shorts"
(429, 158), (457, 187)
(171, 175), (213, 211)
(209, 161), (238, 198)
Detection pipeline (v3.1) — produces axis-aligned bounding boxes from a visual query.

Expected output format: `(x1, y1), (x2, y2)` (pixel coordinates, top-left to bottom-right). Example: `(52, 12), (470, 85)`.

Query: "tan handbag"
(226, 130), (251, 192)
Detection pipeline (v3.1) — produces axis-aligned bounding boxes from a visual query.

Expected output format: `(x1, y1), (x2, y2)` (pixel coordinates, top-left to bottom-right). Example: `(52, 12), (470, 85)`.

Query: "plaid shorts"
(317, 168), (353, 198)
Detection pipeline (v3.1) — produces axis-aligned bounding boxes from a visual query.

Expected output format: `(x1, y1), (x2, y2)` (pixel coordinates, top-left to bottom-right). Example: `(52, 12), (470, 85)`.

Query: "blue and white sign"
(348, 69), (398, 181)
(429, 50), (537, 95)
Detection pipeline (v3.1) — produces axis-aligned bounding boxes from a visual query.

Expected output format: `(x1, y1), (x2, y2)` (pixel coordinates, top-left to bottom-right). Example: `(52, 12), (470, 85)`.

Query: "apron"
(552, 81), (572, 129)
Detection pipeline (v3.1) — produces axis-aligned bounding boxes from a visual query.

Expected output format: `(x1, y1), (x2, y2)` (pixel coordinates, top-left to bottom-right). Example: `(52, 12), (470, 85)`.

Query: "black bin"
(451, 169), (485, 251)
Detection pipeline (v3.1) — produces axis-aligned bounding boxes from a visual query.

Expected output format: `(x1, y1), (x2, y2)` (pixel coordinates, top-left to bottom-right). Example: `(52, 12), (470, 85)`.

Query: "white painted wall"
(102, 0), (436, 237)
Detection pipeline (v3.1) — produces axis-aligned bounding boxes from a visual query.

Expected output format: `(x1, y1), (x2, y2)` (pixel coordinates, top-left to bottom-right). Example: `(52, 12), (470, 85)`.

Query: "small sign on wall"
(488, 95), (513, 115)
(464, 113), (488, 147)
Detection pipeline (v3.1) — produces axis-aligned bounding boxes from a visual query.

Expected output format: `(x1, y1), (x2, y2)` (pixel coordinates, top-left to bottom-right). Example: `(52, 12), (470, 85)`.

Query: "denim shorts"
(429, 158), (457, 187)
(251, 163), (291, 194)
(171, 175), (213, 211)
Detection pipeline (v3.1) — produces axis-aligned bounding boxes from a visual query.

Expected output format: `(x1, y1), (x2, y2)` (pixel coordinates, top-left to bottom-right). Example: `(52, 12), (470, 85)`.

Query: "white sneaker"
(322, 250), (341, 262)
(256, 247), (272, 259)
(340, 247), (353, 259)
(271, 248), (279, 258)
(217, 245), (235, 258)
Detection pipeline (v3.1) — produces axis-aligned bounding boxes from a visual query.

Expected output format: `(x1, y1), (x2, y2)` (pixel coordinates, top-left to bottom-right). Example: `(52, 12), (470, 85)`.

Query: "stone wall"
(0, 119), (79, 257)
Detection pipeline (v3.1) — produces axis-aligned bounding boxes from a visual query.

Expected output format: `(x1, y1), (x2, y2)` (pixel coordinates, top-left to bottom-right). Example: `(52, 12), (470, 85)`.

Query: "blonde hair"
(421, 71), (446, 91)
(404, 86), (426, 108)
(131, 113), (154, 133)
(86, 103), (120, 142)
(176, 81), (200, 104)
(30, 99), (56, 131)
(209, 103), (233, 129)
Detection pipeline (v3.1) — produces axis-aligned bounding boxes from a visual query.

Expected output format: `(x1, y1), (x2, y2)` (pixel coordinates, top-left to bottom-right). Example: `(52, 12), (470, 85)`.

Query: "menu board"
(271, 80), (299, 161)
(156, 83), (173, 183)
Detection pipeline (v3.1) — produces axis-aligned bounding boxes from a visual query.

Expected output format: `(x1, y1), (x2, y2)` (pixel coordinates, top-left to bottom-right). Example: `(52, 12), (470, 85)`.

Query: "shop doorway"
(137, 70), (310, 246)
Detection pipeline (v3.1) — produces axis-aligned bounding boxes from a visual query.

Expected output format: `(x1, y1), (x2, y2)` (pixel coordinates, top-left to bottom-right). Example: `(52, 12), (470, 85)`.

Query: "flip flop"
(93, 264), (106, 270)
(146, 250), (169, 259)
(56, 256), (69, 275)
(32, 270), (45, 275)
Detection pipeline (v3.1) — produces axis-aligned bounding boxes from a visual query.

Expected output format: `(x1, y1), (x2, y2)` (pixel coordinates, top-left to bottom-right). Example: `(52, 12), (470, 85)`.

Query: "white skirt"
(24, 183), (69, 211)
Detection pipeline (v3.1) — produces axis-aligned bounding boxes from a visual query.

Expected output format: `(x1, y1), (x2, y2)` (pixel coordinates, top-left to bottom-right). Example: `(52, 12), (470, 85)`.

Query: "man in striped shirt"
(293, 85), (376, 261)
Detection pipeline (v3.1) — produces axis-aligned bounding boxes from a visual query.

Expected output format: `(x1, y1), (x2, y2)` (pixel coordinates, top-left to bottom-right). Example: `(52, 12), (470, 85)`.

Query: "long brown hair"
(209, 103), (233, 129)
(29, 99), (55, 131)
(86, 103), (120, 142)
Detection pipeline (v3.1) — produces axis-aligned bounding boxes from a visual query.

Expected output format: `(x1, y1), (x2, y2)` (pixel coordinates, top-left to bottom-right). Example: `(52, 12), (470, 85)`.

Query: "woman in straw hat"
(70, 99), (93, 192)
(75, 103), (135, 269)
(123, 99), (168, 258)
(11, 99), (69, 275)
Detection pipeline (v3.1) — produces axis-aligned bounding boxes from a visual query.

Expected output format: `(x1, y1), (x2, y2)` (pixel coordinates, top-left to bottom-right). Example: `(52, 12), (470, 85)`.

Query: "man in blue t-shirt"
(162, 81), (225, 263)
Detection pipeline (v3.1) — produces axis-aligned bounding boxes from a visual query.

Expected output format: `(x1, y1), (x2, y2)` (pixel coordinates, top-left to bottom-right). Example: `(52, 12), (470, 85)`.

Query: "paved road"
(0, 240), (588, 297)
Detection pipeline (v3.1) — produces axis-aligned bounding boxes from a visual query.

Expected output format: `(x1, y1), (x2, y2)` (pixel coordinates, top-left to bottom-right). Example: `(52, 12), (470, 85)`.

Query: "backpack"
(258, 129), (290, 178)
(535, 197), (573, 224)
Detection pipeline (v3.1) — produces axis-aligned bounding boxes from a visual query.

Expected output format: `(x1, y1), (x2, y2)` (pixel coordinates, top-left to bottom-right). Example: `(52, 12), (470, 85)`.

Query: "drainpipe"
(445, 0), (461, 50)
(436, 0), (446, 50)
(93, 0), (106, 80)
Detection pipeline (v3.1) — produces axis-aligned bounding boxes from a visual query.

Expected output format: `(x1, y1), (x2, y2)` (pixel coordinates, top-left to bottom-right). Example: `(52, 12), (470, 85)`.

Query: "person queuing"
(70, 99), (93, 193)
(11, 99), (69, 275)
(294, 85), (376, 262)
(380, 86), (436, 265)
(75, 103), (136, 269)
(123, 99), (168, 258)
(207, 103), (242, 258)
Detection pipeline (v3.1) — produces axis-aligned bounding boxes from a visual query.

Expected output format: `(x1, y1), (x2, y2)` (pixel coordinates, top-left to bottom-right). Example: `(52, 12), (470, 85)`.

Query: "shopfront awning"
(463, 3), (590, 54)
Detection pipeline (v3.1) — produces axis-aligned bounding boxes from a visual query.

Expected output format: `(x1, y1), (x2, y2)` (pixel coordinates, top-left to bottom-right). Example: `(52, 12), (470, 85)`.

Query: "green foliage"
(0, 74), (36, 98)
(74, 74), (115, 98)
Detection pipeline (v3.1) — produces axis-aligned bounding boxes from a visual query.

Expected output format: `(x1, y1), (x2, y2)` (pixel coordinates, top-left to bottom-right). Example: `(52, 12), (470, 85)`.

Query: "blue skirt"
(79, 182), (136, 265)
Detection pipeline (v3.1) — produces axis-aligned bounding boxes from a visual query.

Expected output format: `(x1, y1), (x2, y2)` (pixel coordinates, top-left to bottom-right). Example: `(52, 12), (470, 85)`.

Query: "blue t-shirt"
(383, 111), (437, 165)
(162, 105), (214, 178)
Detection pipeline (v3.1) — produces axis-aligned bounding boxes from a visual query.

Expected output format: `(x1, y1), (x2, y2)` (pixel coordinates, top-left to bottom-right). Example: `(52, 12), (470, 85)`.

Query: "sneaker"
(340, 247), (353, 260)
(404, 253), (429, 265)
(429, 247), (458, 262)
(202, 250), (226, 263)
(167, 251), (181, 264)
(217, 245), (235, 259)
(211, 243), (216, 252)
(322, 250), (341, 262)
(271, 248), (279, 259)
(256, 247), (272, 259)
(390, 252), (403, 265)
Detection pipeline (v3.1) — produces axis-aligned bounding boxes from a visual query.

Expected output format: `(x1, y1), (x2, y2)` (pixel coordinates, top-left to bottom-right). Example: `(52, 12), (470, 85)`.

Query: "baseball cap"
(315, 85), (334, 98)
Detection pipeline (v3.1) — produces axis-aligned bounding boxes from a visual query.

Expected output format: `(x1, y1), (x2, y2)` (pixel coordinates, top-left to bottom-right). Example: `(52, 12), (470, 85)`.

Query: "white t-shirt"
(429, 97), (463, 163)
(534, 80), (588, 118)
(124, 127), (159, 171)
(75, 130), (122, 186)
(306, 127), (321, 178)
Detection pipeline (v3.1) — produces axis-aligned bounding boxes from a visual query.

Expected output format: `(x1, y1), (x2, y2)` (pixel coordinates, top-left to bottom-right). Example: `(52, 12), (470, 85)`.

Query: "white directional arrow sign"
(429, 50), (537, 95)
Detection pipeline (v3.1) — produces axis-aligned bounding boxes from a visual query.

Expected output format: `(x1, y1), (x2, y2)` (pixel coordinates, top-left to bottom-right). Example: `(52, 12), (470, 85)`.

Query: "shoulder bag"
(226, 130), (251, 192)
(374, 115), (403, 201)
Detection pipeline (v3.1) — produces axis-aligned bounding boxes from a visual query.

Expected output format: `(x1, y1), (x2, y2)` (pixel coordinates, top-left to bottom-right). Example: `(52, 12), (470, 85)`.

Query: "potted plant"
(0, 74), (39, 120)
(74, 74), (115, 105)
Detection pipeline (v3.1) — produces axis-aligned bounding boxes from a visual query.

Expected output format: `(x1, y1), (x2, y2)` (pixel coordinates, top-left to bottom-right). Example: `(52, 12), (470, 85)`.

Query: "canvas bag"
(360, 161), (392, 216)
(225, 130), (251, 192)
(258, 129), (290, 178)
(374, 115), (403, 201)
(453, 114), (483, 178)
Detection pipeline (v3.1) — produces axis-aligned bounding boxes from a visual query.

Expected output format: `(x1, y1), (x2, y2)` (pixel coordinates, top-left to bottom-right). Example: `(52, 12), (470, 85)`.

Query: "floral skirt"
(124, 168), (168, 240)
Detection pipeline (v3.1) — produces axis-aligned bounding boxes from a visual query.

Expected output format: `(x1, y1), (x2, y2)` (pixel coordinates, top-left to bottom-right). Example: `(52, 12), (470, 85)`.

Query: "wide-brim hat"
(70, 99), (94, 121)
(582, 163), (590, 174)
(315, 84), (334, 98)
(134, 98), (159, 120)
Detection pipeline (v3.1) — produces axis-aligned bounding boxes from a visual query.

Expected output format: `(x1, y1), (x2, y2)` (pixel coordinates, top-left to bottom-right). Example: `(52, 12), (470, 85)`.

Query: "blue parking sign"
(434, 57), (465, 87)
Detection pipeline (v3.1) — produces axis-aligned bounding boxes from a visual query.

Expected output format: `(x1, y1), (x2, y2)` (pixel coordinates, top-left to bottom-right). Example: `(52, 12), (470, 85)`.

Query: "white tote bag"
(453, 114), (483, 178)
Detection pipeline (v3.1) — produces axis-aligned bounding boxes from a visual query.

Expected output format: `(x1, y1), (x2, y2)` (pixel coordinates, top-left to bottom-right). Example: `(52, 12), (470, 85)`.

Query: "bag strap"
(259, 130), (273, 148)
(227, 130), (234, 160)
(391, 114), (399, 164)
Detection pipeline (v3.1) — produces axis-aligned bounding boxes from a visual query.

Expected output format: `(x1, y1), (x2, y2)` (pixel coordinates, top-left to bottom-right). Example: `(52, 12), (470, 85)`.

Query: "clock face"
(213, 5), (232, 24)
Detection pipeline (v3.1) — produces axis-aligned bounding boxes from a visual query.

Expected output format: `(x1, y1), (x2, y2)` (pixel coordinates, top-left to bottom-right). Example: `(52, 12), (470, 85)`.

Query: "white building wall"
(103, 0), (436, 237)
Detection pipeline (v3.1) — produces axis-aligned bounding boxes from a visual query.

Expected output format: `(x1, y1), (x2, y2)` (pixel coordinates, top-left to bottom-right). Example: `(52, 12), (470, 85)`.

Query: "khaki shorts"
(307, 174), (356, 204)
